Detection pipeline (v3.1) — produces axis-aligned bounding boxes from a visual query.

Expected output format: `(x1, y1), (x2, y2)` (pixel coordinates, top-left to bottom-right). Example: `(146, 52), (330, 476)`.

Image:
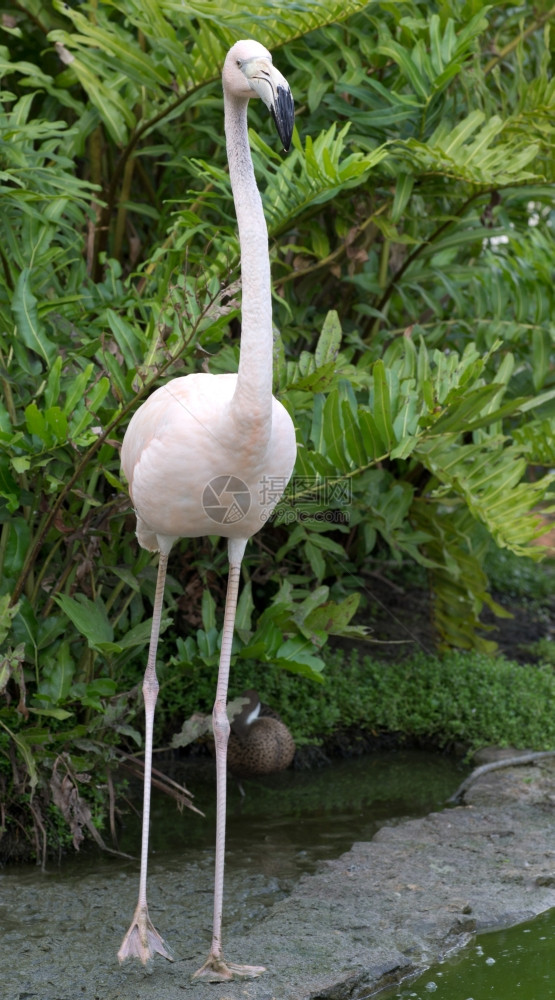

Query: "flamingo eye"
(236, 59), (243, 68)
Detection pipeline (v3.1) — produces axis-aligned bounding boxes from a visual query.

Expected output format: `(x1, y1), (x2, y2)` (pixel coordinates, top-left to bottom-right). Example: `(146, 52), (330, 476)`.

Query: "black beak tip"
(272, 85), (295, 152)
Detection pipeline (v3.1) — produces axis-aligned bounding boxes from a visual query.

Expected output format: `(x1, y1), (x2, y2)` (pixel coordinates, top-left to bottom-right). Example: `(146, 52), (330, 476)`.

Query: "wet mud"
(1, 754), (554, 1000)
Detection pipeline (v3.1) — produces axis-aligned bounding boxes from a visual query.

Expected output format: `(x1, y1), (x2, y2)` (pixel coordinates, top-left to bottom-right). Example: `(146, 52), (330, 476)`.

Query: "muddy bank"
(202, 756), (555, 1000)
(1, 756), (554, 1000)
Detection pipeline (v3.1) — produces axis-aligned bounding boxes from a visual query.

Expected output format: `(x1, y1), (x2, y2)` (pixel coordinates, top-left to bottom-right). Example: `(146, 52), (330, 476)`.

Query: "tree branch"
(365, 190), (486, 342)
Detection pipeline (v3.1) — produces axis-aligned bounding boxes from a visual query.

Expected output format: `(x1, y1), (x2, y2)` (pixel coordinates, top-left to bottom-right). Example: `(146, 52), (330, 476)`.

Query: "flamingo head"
(223, 39), (295, 151)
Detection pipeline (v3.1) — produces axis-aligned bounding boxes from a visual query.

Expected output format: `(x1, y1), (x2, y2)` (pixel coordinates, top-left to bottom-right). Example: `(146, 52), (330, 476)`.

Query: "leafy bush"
(234, 647), (555, 755)
(1, 0), (554, 853)
(167, 644), (555, 755)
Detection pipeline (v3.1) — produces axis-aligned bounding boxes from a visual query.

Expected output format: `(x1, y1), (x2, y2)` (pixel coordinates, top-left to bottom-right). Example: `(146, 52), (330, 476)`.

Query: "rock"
(472, 745), (533, 765)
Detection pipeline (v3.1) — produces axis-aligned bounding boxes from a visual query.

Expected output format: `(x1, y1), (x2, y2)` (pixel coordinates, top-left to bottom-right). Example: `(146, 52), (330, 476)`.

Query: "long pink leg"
(193, 537), (265, 982)
(118, 550), (173, 965)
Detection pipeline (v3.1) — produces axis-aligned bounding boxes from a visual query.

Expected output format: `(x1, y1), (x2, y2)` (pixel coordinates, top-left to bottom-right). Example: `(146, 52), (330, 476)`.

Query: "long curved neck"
(224, 91), (273, 434)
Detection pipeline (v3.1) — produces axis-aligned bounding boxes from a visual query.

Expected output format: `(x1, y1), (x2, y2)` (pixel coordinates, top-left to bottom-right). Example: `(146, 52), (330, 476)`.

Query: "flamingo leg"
(193, 537), (265, 982)
(118, 551), (173, 965)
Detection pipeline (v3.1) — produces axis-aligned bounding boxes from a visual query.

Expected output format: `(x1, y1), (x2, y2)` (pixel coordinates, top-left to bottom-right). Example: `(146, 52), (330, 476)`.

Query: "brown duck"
(227, 689), (295, 777)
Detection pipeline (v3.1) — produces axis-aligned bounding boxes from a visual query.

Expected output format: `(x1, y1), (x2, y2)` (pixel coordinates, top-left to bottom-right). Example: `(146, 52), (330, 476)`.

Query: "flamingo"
(117, 40), (296, 982)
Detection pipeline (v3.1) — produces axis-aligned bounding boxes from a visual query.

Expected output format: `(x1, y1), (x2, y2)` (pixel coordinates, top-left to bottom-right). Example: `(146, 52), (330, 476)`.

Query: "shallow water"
(6, 748), (463, 884)
(127, 749), (466, 871)
(378, 909), (555, 1000)
(0, 750), (463, 997)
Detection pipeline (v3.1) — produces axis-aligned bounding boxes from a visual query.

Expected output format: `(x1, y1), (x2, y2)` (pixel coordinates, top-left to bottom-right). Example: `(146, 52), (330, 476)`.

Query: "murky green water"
(118, 749), (466, 881)
(1, 749), (464, 897)
(377, 909), (555, 1000)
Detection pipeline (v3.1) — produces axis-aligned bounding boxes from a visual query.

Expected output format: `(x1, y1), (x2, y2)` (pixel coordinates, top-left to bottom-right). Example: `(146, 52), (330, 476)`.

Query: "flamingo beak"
(242, 57), (295, 152)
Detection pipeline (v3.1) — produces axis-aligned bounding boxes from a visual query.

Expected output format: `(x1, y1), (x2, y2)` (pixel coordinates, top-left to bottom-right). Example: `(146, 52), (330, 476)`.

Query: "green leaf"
(46, 406), (68, 443)
(116, 616), (171, 651)
(292, 359), (337, 392)
(201, 589), (217, 632)
(305, 592), (360, 633)
(305, 539), (326, 579)
(3, 519), (31, 578)
(431, 384), (504, 434)
(10, 456), (30, 475)
(531, 329), (550, 392)
(12, 269), (56, 364)
(274, 637), (325, 682)
(358, 409), (382, 460)
(377, 34), (429, 99)
(48, 40), (134, 144)
(45, 356), (62, 409)
(236, 580), (254, 632)
(28, 707), (73, 720)
(36, 641), (75, 704)
(64, 365), (95, 417)
(0, 724), (39, 790)
(0, 595), (20, 646)
(105, 310), (143, 368)
(315, 310), (342, 367)
(24, 401), (46, 440)
(321, 388), (347, 469)
(371, 360), (395, 452)
(341, 399), (366, 468)
(391, 172), (414, 223)
(71, 677), (118, 710)
(54, 593), (114, 648)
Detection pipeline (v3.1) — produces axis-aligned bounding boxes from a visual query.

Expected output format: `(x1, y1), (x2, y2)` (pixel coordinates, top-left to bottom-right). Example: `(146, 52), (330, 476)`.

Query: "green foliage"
(486, 544), (555, 603)
(528, 638), (555, 667)
(166, 575), (366, 690)
(257, 647), (555, 755)
(158, 644), (555, 755)
(0, 0), (554, 852)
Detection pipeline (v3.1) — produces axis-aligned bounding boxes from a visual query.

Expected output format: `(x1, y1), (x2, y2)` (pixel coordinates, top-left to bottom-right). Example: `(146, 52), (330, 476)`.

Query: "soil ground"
(359, 573), (554, 666)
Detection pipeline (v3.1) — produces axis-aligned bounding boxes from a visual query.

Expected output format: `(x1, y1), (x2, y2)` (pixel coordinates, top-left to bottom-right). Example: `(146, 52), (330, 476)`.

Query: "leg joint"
(212, 699), (230, 746)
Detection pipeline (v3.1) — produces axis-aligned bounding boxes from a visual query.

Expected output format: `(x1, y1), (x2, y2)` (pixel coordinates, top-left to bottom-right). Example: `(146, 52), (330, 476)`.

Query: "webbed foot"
(192, 953), (265, 982)
(118, 903), (173, 965)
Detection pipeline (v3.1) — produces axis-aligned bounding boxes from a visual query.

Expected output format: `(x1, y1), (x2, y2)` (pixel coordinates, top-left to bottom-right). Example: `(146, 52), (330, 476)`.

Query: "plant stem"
(30, 534), (64, 605)
(110, 588), (136, 635)
(113, 155), (136, 265)
(368, 236), (392, 340)
(277, 207), (385, 287)
(364, 191), (485, 342)
(92, 82), (208, 280)
(0, 522), (9, 584)
(484, 7), (555, 76)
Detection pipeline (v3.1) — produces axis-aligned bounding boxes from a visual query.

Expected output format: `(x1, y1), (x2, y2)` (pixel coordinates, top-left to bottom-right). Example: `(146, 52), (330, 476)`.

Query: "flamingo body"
(122, 373), (296, 549)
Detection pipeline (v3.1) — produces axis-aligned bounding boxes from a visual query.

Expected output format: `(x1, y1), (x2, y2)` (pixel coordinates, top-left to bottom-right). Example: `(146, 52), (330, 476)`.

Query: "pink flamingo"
(117, 39), (296, 981)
